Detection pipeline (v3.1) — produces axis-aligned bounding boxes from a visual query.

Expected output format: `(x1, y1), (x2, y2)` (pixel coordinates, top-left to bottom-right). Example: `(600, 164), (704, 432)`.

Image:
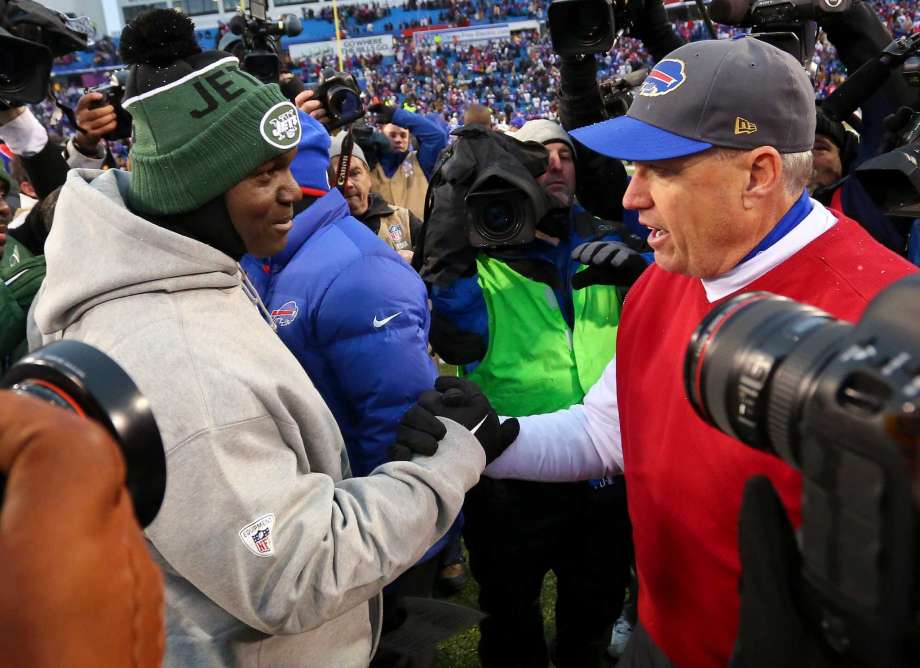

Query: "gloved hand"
(733, 476), (832, 668)
(0, 392), (165, 667)
(572, 240), (649, 289)
(626, 0), (686, 62)
(368, 101), (397, 125)
(429, 310), (487, 365)
(390, 377), (519, 464)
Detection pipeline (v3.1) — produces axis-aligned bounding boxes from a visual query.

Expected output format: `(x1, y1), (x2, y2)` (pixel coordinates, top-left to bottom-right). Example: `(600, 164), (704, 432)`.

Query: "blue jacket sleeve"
(391, 107), (449, 179)
(314, 253), (437, 477)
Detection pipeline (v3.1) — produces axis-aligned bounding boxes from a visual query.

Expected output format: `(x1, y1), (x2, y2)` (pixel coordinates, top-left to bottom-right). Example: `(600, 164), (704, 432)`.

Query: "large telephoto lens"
(2, 341), (166, 527)
(684, 292), (851, 462)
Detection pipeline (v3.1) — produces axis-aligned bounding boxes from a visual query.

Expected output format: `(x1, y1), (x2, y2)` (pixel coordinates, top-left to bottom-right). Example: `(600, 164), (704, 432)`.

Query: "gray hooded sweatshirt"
(31, 169), (485, 667)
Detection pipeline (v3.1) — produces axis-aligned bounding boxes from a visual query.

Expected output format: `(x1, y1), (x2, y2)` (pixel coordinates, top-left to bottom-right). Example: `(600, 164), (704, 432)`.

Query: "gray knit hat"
(514, 119), (577, 155)
(329, 132), (368, 167)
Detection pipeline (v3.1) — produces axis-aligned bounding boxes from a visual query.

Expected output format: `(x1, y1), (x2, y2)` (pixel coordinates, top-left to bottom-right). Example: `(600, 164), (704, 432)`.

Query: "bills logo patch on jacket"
(639, 59), (687, 97)
(239, 514), (276, 557)
(271, 300), (299, 327)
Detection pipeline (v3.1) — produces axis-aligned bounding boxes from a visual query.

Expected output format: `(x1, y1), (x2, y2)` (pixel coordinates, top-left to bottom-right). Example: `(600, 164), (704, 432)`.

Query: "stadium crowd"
(2, 0), (920, 667)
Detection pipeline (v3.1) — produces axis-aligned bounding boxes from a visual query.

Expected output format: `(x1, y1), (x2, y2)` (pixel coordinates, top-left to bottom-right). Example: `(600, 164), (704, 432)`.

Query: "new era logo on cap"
(639, 59), (687, 97)
(734, 117), (758, 135)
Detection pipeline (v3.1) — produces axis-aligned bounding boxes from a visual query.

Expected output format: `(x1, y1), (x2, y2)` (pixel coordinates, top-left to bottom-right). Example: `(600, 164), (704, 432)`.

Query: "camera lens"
(477, 200), (524, 244)
(329, 87), (361, 121)
(684, 292), (850, 460)
(2, 340), (167, 527)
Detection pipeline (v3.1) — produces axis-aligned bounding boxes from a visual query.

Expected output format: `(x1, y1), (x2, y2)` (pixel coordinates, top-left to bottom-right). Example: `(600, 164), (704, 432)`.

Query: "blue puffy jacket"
(242, 189), (437, 477)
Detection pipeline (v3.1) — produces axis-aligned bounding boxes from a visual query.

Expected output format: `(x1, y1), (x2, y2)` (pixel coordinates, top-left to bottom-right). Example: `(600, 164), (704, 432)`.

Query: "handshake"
(390, 377), (519, 465)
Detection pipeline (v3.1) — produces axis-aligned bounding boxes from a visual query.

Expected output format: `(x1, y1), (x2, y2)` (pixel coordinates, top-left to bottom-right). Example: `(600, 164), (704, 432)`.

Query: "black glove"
(368, 101), (396, 125)
(571, 241), (649, 289)
(388, 403), (446, 462)
(733, 476), (833, 668)
(626, 0), (686, 62)
(429, 310), (487, 366)
(390, 377), (519, 464)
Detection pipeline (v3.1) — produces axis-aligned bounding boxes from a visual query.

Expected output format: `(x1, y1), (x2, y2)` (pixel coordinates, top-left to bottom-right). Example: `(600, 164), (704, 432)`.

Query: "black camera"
(0, 0), (89, 104)
(684, 276), (920, 668)
(547, 0), (622, 56)
(708, 0), (852, 65)
(1, 340), (167, 528)
(226, 0), (302, 84)
(820, 33), (920, 217)
(312, 68), (365, 131)
(465, 164), (551, 248)
(85, 69), (132, 141)
(598, 68), (649, 118)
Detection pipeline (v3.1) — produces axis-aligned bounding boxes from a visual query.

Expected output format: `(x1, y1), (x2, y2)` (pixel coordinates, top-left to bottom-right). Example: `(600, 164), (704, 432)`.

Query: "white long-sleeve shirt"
(484, 198), (838, 482)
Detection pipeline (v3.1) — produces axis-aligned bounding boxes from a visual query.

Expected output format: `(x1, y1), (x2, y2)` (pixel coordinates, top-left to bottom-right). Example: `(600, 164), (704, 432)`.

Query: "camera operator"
(29, 10), (490, 666)
(403, 37), (918, 668)
(328, 133), (422, 262)
(427, 118), (647, 668)
(365, 98), (449, 219)
(809, 0), (920, 256)
(555, 0), (685, 222)
(0, 392), (165, 667)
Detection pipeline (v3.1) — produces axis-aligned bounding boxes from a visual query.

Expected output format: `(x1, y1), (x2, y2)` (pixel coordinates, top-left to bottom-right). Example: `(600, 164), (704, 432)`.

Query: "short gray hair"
(715, 147), (812, 195)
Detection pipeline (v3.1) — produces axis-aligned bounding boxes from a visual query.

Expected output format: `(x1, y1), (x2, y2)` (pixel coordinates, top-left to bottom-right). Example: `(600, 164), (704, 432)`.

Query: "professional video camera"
(415, 125), (552, 285)
(814, 33), (920, 218)
(312, 67), (365, 130)
(1, 340), (166, 528)
(705, 0), (852, 65)
(85, 68), (132, 141)
(0, 0), (89, 104)
(226, 0), (302, 84)
(684, 275), (920, 668)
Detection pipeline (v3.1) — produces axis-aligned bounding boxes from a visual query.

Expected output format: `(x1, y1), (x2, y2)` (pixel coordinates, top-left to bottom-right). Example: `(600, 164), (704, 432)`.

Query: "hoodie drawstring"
(238, 264), (277, 332)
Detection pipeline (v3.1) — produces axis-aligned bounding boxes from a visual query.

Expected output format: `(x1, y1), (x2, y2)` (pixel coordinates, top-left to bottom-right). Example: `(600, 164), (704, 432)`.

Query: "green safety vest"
(462, 255), (621, 417)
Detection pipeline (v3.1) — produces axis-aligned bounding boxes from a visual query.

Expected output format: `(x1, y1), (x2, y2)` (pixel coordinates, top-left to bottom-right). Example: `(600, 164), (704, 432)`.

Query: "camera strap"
(334, 130), (355, 192)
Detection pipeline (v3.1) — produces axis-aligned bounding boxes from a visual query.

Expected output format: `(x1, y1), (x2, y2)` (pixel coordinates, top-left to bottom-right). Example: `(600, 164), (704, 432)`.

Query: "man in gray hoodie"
(29, 10), (486, 666)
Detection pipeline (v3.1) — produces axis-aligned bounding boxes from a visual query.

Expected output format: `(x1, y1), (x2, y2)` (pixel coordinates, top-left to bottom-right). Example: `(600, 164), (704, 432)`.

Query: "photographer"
(427, 119), (645, 667)
(366, 99), (449, 219)
(328, 133), (422, 262)
(0, 393), (165, 667)
(30, 10), (489, 666)
(406, 37), (918, 668)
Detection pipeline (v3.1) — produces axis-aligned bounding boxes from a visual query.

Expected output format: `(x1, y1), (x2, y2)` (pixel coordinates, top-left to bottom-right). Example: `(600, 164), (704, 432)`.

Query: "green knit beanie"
(119, 9), (302, 216)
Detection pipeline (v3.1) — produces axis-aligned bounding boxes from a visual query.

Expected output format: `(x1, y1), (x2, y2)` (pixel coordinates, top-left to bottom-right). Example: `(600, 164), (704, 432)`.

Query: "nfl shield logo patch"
(239, 514), (276, 557)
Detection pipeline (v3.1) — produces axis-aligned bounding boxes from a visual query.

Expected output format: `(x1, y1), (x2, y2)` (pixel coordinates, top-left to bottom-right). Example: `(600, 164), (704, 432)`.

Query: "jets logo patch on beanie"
(119, 8), (302, 216)
(260, 102), (302, 149)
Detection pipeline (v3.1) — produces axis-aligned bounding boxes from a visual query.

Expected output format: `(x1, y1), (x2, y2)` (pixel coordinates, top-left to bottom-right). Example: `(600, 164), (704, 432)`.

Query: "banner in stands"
(289, 34), (395, 61)
(411, 24), (512, 47)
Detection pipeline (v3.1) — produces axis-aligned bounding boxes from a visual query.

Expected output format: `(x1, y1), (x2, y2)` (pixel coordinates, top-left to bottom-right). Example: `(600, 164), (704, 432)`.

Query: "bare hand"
(294, 89), (331, 128)
(74, 92), (116, 153)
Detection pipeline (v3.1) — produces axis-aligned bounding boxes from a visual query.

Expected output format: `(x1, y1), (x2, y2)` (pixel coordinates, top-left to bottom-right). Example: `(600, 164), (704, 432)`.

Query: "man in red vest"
(466, 37), (919, 667)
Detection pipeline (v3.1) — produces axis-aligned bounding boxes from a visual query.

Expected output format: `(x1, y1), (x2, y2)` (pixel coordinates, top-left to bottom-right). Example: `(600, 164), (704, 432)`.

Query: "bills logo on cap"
(271, 300), (299, 327)
(639, 59), (687, 97)
(239, 514), (276, 557)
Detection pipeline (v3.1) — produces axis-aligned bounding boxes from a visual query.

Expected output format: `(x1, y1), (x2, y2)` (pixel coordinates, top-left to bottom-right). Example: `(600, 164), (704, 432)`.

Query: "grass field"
(433, 557), (558, 667)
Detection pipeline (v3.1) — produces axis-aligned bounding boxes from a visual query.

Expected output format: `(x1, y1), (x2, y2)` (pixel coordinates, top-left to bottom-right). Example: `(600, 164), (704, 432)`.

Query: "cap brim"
(570, 115), (712, 162)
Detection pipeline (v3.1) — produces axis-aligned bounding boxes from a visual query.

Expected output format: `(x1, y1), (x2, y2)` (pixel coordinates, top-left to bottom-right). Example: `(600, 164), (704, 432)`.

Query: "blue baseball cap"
(570, 37), (816, 162)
